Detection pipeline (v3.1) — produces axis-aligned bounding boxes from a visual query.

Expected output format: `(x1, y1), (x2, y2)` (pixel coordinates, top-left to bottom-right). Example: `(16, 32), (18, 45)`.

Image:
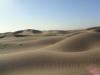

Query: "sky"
(0, 0), (100, 32)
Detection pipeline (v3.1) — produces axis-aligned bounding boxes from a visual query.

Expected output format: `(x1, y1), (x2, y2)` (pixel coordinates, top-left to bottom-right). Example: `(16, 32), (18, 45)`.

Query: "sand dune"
(44, 30), (100, 52)
(0, 36), (64, 53)
(0, 27), (100, 75)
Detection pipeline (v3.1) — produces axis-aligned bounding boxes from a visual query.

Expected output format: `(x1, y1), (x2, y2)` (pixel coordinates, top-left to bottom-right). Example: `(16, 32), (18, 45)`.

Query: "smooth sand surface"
(0, 27), (100, 75)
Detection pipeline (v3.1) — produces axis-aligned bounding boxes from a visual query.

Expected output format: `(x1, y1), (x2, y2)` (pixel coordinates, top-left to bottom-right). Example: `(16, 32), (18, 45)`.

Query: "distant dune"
(0, 27), (100, 75)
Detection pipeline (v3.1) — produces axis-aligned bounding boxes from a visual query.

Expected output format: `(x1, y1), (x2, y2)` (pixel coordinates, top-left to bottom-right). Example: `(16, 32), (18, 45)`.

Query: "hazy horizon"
(0, 0), (100, 33)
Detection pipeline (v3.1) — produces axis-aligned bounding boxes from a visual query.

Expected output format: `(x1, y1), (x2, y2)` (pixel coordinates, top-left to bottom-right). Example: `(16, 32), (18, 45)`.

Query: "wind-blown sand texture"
(0, 27), (100, 75)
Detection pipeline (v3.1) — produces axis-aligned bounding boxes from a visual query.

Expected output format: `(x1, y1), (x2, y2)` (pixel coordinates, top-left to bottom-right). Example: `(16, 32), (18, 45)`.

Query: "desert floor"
(0, 27), (100, 75)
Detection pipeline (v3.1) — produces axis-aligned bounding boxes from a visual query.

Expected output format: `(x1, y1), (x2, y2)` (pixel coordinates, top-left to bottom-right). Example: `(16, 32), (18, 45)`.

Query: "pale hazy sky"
(0, 0), (100, 32)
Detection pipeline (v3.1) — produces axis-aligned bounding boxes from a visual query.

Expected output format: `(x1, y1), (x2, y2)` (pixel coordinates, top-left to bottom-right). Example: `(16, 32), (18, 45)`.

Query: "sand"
(0, 27), (100, 75)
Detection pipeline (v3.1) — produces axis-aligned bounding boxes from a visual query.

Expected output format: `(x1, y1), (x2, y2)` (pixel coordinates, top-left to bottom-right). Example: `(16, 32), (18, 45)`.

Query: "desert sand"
(0, 27), (100, 75)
